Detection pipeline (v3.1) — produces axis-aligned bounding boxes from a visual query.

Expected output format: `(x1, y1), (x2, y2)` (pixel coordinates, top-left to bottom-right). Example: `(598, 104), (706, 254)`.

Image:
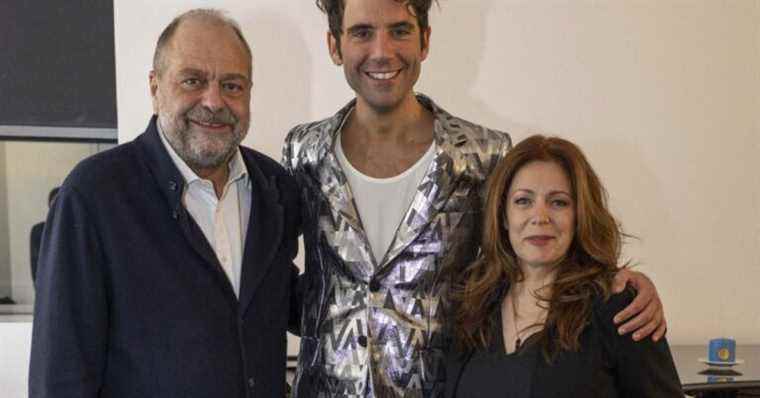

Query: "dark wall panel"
(0, 1), (117, 131)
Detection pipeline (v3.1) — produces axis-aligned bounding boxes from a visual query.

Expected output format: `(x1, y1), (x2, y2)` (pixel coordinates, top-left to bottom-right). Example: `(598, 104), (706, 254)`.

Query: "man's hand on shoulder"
(611, 268), (667, 342)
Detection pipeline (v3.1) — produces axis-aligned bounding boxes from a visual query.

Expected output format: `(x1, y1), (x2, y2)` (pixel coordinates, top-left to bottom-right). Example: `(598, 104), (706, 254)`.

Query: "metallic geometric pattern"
(283, 94), (511, 397)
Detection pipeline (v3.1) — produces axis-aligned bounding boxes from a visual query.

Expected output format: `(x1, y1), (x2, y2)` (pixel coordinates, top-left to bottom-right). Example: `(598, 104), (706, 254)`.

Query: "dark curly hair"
(315, 0), (437, 49)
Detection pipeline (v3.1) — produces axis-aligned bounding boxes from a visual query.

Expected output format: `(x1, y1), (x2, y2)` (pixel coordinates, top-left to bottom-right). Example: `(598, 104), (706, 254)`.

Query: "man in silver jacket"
(283, 0), (667, 396)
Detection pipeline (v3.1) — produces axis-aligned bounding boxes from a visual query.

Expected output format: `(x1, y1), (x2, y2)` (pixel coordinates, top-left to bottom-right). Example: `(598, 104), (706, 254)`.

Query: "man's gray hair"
(152, 8), (252, 77)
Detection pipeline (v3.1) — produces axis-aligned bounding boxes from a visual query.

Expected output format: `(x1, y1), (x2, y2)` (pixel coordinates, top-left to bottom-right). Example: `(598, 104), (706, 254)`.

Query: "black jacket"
(30, 117), (300, 397)
(445, 289), (683, 397)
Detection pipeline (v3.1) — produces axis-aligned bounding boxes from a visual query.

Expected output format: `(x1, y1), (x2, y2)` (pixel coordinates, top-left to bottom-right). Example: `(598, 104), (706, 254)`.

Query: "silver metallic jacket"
(283, 95), (510, 397)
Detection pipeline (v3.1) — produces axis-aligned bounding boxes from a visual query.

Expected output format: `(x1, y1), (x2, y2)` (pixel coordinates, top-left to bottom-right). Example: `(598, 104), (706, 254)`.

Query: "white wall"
(115, 0), (760, 347)
(0, 321), (32, 398)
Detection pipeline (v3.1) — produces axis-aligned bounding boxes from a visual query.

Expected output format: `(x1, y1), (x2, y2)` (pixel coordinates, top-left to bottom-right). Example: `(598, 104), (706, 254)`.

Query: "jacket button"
(168, 180), (178, 191)
(369, 279), (381, 292)
(248, 377), (255, 388)
(357, 335), (368, 347)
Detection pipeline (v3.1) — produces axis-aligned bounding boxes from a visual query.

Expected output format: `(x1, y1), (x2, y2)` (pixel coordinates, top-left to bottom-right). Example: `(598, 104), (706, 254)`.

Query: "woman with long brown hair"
(445, 135), (681, 397)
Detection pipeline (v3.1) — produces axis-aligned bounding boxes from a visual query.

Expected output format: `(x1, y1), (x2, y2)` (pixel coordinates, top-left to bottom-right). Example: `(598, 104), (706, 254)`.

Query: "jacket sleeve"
(281, 128), (306, 336)
(595, 289), (683, 397)
(281, 125), (301, 172)
(29, 184), (108, 398)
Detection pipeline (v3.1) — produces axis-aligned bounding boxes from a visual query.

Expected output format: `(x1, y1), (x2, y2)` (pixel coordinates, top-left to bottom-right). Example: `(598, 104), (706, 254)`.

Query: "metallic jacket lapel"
(379, 96), (469, 269)
(314, 101), (377, 277)
(283, 102), (378, 282)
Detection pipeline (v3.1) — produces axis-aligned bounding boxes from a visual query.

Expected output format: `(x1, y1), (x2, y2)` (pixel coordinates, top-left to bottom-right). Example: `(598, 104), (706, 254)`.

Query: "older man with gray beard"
(30, 9), (300, 397)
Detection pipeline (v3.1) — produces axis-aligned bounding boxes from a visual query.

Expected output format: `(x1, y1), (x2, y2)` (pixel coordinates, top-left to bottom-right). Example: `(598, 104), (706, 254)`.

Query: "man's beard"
(159, 104), (247, 172)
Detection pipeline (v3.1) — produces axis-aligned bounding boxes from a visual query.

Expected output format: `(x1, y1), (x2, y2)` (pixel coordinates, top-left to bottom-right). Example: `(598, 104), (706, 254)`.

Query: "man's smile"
(189, 119), (232, 131)
(365, 69), (402, 80)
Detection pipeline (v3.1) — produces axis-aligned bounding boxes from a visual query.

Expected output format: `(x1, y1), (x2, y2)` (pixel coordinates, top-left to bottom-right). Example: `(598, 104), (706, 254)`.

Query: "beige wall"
(0, 145), (10, 299)
(115, 0), (760, 345)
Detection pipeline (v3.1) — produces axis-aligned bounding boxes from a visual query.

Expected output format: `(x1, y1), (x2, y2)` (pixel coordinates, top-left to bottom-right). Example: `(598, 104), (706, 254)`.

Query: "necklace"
(509, 290), (524, 351)
(508, 286), (547, 352)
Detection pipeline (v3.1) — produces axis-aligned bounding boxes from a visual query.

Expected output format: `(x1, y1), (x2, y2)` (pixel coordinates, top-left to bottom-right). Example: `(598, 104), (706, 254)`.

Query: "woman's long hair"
(450, 135), (624, 358)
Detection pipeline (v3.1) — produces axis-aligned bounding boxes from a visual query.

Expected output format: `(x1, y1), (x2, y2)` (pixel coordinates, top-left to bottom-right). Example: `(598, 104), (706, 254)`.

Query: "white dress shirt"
(158, 128), (252, 297)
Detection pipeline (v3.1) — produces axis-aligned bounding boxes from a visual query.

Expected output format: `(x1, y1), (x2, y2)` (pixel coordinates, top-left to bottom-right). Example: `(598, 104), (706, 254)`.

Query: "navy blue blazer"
(30, 117), (301, 397)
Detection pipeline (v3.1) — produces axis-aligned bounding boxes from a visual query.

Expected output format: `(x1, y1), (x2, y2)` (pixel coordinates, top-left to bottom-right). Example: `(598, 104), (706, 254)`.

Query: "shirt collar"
(227, 149), (249, 187)
(157, 122), (248, 187)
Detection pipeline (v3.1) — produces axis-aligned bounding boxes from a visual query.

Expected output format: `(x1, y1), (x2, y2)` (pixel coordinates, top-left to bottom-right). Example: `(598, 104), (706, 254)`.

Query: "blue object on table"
(709, 338), (736, 363)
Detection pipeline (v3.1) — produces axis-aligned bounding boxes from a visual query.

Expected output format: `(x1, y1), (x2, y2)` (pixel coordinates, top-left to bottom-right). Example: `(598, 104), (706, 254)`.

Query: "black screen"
(0, 1), (117, 139)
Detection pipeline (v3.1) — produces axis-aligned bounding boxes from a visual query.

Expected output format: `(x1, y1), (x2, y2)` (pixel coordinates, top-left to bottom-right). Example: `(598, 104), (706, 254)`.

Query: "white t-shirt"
(335, 130), (436, 264)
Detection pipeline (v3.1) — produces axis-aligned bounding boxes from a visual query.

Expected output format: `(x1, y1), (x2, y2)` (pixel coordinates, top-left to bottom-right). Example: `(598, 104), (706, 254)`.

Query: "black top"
(452, 336), (537, 397)
(29, 221), (44, 282)
(445, 289), (683, 397)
